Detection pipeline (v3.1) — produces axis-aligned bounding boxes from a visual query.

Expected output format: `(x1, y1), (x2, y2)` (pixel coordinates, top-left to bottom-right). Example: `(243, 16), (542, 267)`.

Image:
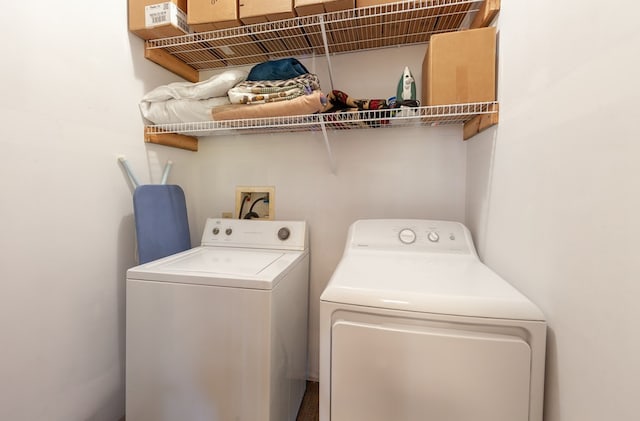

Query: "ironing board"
(132, 184), (191, 264)
(119, 157), (191, 264)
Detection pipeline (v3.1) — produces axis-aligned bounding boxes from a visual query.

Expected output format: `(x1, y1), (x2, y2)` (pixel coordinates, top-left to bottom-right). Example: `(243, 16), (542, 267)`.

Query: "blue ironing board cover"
(133, 185), (191, 264)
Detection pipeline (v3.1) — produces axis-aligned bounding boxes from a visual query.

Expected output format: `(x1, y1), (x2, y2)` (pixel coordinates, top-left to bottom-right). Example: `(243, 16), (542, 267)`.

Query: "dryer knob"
(277, 227), (291, 240)
(399, 229), (416, 244)
(212, 227), (220, 235)
(427, 231), (440, 242)
(225, 228), (233, 236)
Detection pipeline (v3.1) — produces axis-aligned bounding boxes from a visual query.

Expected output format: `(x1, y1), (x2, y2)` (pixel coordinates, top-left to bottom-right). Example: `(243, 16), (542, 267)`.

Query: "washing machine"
(126, 218), (309, 421)
(319, 219), (546, 421)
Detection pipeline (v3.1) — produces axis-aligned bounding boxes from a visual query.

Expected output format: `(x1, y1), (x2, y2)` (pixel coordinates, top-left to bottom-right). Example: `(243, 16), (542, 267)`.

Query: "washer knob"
(212, 227), (220, 235)
(225, 228), (233, 236)
(277, 227), (291, 240)
(398, 228), (416, 244)
(427, 231), (440, 242)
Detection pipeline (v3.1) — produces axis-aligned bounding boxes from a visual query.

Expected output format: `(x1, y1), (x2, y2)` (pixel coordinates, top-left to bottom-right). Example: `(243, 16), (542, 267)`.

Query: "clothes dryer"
(126, 218), (309, 421)
(320, 219), (546, 421)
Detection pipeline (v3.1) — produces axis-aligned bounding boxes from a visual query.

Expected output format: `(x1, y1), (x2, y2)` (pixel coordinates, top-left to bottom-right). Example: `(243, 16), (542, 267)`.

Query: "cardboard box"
(129, 0), (190, 40)
(295, 0), (354, 15)
(206, 31), (269, 67)
(376, 1), (446, 47)
(355, 0), (394, 6)
(356, 0), (441, 48)
(240, 0), (311, 55)
(188, 0), (239, 32)
(239, 0), (295, 24)
(354, 1), (472, 48)
(422, 27), (496, 105)
(187, 0), (268, 65)
(434, 1), (472, 32)
(404, 6), (439, 45)
(355, 0), (395, 49)
(294, 1), (354, 54)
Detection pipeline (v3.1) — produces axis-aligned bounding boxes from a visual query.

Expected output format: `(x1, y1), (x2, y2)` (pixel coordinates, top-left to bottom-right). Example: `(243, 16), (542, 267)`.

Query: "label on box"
(145, 2), (189, 33)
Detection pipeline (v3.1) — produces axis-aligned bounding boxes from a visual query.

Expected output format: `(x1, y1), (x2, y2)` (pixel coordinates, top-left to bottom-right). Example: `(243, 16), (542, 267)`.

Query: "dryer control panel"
(201, 218), (308, 251)
(346, 219), (476, 255)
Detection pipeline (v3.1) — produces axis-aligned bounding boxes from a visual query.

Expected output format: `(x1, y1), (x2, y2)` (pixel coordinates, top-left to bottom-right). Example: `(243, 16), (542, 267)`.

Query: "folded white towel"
(140, 70), (248, 126)
(142, 70), (247, 102)
(141, 97), (232, 125)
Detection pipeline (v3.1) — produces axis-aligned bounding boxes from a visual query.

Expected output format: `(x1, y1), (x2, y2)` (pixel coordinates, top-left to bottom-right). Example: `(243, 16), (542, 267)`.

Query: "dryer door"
(331, 320), (531, 421)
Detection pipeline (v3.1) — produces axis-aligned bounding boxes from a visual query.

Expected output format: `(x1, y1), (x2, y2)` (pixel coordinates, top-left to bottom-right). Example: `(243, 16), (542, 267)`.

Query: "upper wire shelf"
(145, 0), (486, 76)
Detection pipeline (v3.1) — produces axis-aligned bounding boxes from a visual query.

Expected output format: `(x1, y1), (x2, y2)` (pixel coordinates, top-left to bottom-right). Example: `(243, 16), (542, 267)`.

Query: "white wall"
(195, 46), (468, 379)
(466, 1), (640, 420)
(0, 2), (197, 420)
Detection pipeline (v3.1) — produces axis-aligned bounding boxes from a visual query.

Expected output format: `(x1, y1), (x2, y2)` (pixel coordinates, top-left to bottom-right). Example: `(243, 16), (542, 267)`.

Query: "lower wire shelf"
(143, 101), (499, 154)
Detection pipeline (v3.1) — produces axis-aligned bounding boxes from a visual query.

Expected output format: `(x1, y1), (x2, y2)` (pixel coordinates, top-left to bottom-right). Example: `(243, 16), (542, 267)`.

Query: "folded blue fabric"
(247, 58), (309, 81)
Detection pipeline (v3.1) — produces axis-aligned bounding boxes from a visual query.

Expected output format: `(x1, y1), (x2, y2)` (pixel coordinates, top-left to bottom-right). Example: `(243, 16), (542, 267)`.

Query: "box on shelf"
(240, 0), (310, 56)
(207, 32), (269, 67)
(355, 0), (394, 6)
(354, 0), (396, 49)
(294, 0), (354, 15)
(381, 0), (472, 47)
(129, 0), (190, 40)
(188, 0), (239, 31)
(294, 1), (354, 54)
(239, 0), (295, 24)
(187, 0), (268, 65)
(421, 27), (496, 106)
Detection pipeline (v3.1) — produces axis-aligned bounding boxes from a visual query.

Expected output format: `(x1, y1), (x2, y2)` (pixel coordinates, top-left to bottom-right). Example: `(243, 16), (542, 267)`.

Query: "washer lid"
(320, 252), (544, 321)
(127, 246), (306, 289)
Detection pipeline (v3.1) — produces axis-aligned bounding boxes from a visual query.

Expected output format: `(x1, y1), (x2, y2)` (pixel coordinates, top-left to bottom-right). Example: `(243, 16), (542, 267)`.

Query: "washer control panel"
(347, 219), (475, 255)
(201, 218), (307, 250)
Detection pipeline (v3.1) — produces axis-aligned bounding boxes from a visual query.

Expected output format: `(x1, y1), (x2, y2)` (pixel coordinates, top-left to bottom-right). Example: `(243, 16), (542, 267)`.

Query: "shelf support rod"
(319, 117), (336, 174)
(319, 15), (335, 91)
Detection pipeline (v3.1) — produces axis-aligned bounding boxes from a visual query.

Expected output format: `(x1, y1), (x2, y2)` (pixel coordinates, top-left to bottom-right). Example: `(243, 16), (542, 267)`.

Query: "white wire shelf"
(145, 0), (490, 79)
(144, 102), (498, 137)
(143, 102), (498, 171)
